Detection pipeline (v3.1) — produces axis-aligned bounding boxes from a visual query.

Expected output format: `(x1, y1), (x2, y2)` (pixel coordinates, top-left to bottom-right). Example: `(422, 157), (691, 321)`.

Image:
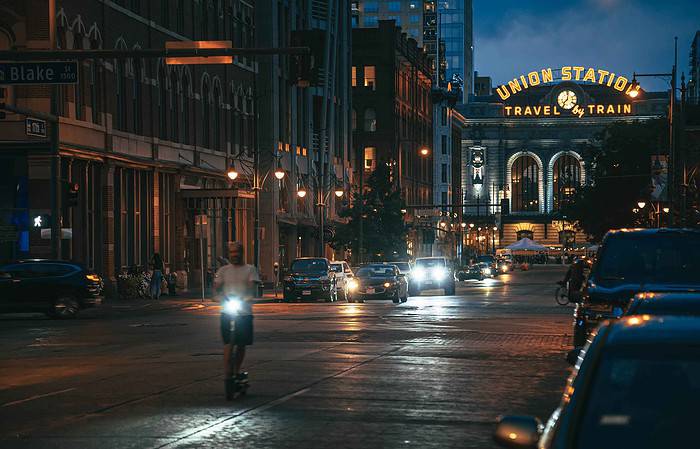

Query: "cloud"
(474, 1), (699, 92)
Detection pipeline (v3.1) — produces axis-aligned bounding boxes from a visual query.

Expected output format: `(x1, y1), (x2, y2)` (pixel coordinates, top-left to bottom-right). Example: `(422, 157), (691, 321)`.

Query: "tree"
(562, 119), (667, 241)
(330, 163), (408, 262)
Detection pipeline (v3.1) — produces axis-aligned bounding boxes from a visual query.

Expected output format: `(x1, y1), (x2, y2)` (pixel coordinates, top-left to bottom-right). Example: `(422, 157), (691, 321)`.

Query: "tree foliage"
(562, 119), (667, 241)
(330, 163), (408, 262)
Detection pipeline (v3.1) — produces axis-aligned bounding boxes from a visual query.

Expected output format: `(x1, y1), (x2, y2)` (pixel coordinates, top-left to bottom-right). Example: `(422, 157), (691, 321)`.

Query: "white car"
(330, 261), (354, 300)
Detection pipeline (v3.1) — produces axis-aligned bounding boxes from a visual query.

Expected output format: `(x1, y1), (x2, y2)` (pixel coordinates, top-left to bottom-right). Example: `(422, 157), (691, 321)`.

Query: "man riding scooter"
(214, 241), (260, 400)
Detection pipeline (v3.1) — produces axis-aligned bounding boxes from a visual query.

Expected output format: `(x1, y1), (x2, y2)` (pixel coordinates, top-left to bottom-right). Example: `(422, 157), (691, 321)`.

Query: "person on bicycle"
(214, 242), (260, 388)
(560, 258), (585, 300)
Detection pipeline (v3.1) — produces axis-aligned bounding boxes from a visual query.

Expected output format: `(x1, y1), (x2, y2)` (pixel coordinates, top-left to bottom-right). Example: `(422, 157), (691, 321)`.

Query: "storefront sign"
(496, 66), (638, 100)
(26, 118), (47, 137)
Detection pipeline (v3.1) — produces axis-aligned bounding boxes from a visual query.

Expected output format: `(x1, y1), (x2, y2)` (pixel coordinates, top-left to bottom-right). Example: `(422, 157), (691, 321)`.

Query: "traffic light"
(66, 182), (80, 207)
(290, 30), (323, 87)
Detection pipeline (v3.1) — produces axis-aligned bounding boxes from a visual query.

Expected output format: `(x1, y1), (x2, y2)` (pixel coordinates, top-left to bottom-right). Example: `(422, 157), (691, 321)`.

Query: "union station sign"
(496, 66), (638, 118)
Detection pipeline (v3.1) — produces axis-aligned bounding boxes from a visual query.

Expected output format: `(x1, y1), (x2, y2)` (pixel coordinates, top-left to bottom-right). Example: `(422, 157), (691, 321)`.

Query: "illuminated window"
(553, 154), (582, 211)
(364, 108), (376, 132)
(351, 66), (357, 87)
(364, 147), (376, 171)
(511, 155), (540, 212)
(364, 66), (376, 90)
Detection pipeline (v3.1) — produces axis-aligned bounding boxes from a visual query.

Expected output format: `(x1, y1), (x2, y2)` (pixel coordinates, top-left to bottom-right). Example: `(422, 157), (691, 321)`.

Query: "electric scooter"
(222, 296), (250, 400)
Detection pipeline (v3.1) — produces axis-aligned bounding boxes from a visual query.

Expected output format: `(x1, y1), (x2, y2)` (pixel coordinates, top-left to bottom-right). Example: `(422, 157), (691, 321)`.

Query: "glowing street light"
(637, 201), (647, 209)
(297, 188), (307, 198)
(334, 188), (344, 198)
(273, 164), (286, 180)
(419, 147), (430, 157)
(460, 222), (467, 228)
(227, 167), (239, 181)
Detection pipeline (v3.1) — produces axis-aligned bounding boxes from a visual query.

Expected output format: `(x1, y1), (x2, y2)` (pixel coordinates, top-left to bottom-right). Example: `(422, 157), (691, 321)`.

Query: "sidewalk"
(102, 288), (282, 312)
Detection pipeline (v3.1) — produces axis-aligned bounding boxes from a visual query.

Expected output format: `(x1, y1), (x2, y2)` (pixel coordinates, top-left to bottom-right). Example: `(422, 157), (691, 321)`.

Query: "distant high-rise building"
(689, 31), (700, 105)
(474, 72), (492, 97)
(353, 0), (474, 103)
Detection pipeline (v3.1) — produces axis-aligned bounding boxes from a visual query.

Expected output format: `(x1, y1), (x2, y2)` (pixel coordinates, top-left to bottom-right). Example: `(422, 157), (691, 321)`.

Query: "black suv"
(573, 228), (700, 346)
(0, 260), (104, 318)
(282, 257), (337, 302)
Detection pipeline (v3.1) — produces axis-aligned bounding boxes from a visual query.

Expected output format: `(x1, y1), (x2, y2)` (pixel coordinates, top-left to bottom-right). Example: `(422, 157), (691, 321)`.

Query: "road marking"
(1, 387), (76, 408)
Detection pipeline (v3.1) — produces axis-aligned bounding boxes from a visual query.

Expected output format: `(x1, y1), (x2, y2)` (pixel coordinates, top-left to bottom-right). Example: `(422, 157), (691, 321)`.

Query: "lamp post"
(296, 174), (344, 258)
(227, 157), (286, 268)
(492, 226), (498, 255)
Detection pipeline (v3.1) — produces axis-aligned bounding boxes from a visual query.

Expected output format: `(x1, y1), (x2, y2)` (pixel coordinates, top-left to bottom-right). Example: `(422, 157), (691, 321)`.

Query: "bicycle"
(555, 281), (570, 305)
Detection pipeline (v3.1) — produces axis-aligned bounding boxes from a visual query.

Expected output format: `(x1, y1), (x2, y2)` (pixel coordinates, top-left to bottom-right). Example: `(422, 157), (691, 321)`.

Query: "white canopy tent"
(505, 238), (547, 252)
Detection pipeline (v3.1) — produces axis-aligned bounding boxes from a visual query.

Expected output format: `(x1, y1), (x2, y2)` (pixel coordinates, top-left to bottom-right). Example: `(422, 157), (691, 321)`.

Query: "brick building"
(352, 20), (434, 257)
(0, 0), (257, 292)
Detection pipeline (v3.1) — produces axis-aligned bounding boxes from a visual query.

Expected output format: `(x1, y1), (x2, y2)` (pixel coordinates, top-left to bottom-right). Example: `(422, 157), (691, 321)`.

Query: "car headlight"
(347, 279), (359, 291)
(383, 282), (392, 288)
(432, 267), (446, 280)
(500, 265), (508, 272)
(412, 267), (426, 281)
(223, 297), (243, 314)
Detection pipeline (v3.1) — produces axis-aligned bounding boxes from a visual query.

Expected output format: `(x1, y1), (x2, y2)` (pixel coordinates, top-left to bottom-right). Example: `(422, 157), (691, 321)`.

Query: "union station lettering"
(504, 103), (632, 117)
(496, 66), (638, 100)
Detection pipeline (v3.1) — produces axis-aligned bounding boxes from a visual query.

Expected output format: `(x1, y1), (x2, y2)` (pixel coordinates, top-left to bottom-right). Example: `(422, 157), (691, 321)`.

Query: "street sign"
(0, 62), (78, 85)
(165, 41), (232, 65)
(25, 117), (47, 137)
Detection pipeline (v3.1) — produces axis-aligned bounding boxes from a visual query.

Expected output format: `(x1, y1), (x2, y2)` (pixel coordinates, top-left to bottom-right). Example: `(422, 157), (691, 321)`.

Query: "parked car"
(457, 263), (484, 281)
(350, 264), (407, 303)
(624, 292), (700, 316)
(573, 228), (700, 347)
(410, 257), (456, 295)
(0, 260), (103, 318)
(282, 257), (337, 302)
(329, 261), (354, 301)
(495, 315), (700, 449)
(476, 255), (499, 275)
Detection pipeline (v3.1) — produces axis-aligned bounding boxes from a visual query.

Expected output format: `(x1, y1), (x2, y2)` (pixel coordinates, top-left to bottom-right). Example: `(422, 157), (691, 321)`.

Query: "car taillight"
(86, 274), (100, 282)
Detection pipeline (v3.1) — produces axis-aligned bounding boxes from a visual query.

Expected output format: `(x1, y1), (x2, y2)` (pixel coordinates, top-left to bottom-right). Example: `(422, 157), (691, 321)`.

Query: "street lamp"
(227, 166), (239, 181)
(334, 188), (344, 198)
(273, 161), (285, 180)
(297, 187), (307, 198)
(419, 146), (430, 157)
(460, 222), (466, 228)
(663, 207), (670, 213)
(637, 201), (647, 209)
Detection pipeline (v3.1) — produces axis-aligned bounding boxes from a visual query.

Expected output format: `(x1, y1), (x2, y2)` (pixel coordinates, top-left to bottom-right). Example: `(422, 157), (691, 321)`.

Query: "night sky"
(473, 0), (700, 92)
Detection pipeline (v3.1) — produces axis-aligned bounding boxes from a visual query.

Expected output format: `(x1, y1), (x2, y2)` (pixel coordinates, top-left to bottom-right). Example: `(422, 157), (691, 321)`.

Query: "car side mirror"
(493, 416), (542, 449)
(566, 347), (582, 366)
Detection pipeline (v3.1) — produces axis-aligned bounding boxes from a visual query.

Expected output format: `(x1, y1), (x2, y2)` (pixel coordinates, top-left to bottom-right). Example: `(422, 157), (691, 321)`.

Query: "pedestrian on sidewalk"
(150, 253), (164, 300)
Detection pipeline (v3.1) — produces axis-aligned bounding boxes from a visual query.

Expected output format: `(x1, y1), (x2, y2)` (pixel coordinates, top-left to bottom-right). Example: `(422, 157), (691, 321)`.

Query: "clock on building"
(557, 90), (578, 110)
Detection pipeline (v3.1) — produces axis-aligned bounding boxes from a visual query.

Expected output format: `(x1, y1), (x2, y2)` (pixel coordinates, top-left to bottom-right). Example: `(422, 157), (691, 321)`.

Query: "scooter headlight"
(223, 297), (243, 314)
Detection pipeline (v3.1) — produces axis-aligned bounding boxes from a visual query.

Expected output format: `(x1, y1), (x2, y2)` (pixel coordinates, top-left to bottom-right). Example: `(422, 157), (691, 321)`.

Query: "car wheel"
(392, 293), (400, 304)
(51, 294), (80, 319)
(400, 295), (408, 303)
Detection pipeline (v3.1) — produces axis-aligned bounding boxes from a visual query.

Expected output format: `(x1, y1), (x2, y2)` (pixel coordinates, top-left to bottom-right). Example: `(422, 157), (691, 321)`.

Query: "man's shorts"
(220, 314), (254, 346)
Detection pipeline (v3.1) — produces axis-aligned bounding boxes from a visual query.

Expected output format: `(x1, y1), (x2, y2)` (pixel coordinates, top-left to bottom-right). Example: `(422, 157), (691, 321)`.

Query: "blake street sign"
(0, 61), (78, 85)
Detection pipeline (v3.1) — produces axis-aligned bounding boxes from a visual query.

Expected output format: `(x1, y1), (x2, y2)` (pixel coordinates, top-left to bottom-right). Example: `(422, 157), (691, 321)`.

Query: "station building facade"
(459, 67), (669, 249)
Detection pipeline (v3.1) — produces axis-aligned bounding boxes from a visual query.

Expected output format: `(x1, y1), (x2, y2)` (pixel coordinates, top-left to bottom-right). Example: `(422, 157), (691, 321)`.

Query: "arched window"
(352, 108), (357, 131)
(170, 71), (179, 142)
(516, 230), (534, 241)
(511, 155), (540, 212)
(115, 59), (128, 130)
(158, 65), (167, 139)
(552, 154), (582, 211)
(182, 73), (191, 144)
(213, 83), (222, 150)
(202, 78), (211, 148)
(364, 108), (376, 132)
(132, 58), (143, 134)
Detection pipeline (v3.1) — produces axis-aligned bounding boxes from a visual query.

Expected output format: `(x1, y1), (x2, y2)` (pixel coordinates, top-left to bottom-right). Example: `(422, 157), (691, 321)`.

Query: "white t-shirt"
(214, 264), (260, 315)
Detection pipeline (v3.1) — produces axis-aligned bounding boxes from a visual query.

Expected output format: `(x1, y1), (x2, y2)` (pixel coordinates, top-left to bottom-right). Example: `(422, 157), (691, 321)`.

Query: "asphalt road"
(0, 266), (572, 449)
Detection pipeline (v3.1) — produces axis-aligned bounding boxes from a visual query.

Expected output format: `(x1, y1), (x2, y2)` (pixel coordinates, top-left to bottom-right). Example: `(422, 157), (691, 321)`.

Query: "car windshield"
(329, 264), (343, 273)
(476, 256), (494, 263)
(631, 299), (700, 316)
(595, 233), (700, 286)
(415, 258), (445, 268)
(356, 266), (395, 277)
(291, 259), (328, 273)
(576, 346), (700, 449)
(392, 262), (410, 272)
